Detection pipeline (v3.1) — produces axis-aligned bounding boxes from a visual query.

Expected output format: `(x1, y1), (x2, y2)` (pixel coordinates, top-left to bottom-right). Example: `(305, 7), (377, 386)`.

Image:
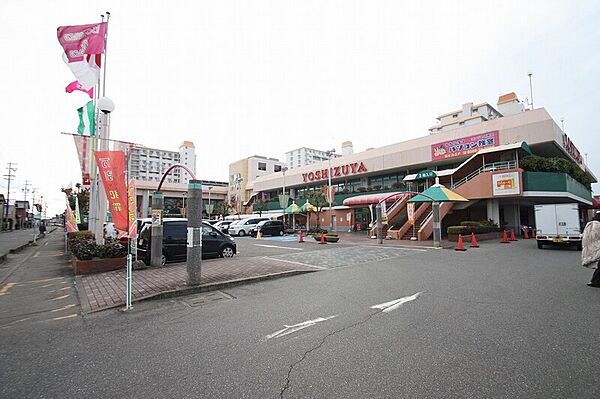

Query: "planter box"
(71, 256), (126, 275)
(325, 236), (339, 243)
(448, 232), (502, 242)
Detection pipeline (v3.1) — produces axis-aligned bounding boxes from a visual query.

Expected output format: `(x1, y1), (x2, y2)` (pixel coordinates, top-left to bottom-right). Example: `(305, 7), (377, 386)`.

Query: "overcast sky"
(1, 0), (599, 216)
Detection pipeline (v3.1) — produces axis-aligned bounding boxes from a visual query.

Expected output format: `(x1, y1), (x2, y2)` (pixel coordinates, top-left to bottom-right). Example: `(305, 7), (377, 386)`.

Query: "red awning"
(342, 192), (407, 206)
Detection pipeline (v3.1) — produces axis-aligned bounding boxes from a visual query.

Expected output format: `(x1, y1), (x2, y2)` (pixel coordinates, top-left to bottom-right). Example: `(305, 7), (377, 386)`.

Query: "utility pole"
(3, 163), (17, 229)
(31, 188), (37, 243)
(22, 180), (30, 229)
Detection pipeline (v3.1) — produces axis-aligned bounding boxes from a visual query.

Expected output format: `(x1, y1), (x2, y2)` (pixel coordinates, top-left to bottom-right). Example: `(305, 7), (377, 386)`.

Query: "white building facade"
(285, 147), (331, 169)
(129, 141), (196, 184)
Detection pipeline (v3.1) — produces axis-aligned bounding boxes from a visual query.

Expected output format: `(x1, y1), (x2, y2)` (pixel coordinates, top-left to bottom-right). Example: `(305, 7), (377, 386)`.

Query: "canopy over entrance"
(343, 192), (407, 207)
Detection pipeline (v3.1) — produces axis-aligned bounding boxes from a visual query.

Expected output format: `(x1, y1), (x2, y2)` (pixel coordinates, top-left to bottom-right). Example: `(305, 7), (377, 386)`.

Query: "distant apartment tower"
(285, 147), (341, 169)
(228, 155), (285, 211)
(429, 92), (524, 134)
(129, 141), (196, 184)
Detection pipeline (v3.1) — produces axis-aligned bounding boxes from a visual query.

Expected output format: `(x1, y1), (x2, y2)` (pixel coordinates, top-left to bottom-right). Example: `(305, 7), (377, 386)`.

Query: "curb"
(80, 269), (318, 315)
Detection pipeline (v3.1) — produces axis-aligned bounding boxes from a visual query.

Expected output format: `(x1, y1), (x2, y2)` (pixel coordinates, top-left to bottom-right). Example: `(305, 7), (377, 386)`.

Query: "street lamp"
(326, 149), (336, 231)
(207, 186), (213, 220)
(282, 167), (288, 230)
(234, 176), (243, 214)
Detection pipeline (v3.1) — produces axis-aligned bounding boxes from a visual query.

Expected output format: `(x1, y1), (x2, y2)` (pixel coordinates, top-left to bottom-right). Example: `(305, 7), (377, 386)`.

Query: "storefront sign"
(95, 150), (129, 231)
(415, 169), (437, 180)
(151, 209), (162, 226)
(561, 133), (583, 164)
(302, 162), (368, 182)
(492, 172), (521, 196)
(431, 131), (499, 161)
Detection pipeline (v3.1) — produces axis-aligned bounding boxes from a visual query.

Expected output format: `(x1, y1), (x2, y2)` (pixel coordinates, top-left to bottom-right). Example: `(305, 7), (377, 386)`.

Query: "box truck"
(534, 203), (582, 250)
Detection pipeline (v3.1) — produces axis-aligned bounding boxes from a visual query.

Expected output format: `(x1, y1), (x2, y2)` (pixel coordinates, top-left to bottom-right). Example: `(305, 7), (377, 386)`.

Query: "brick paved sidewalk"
(76, 256), (319, 313)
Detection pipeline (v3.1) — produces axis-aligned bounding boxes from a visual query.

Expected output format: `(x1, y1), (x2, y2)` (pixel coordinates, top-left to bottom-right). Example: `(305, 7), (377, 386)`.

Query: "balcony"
(522, 172), (592, 202)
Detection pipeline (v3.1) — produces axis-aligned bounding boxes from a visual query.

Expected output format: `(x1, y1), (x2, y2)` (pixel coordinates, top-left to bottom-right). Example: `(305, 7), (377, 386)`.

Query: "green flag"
(77, 101), (95, 136)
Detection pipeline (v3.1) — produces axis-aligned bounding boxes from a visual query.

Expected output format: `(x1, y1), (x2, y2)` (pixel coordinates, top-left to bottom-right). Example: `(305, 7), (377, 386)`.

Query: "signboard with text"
(431, 131), (499, 161)
(94, 150), (129, 231)
(127, 178), (137, 238)
(492, 172), (521, 196)
(407, 202), (415, 225)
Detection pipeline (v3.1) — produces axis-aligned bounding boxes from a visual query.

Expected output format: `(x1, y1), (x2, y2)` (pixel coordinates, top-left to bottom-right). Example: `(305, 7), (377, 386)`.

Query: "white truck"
(534, 203), (582, 250)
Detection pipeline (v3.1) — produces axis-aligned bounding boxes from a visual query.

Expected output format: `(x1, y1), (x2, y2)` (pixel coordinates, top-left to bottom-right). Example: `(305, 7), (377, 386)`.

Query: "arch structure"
(157, 164), (197, 192)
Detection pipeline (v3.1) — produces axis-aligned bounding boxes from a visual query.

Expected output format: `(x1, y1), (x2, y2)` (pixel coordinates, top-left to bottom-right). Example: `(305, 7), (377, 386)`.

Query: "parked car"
(228, 217), (270, 236)
(250, 220), (284, 237)
(137, 218), (236, 265)
(203, 219), (219, 225)
(214, 220), (234, 234)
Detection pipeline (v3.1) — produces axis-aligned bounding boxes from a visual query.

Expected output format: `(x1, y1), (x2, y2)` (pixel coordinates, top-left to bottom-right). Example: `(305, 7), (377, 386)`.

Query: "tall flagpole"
(94, 12), (111, 245)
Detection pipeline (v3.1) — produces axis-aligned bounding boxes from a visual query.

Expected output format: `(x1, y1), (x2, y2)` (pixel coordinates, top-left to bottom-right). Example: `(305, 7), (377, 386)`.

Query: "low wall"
(71, 256), (126, 275)
(448, 231), (503, 242)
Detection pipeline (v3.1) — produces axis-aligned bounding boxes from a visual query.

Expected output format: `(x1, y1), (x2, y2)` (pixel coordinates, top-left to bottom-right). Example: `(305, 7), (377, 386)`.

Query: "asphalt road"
(1, 236), (598, 398)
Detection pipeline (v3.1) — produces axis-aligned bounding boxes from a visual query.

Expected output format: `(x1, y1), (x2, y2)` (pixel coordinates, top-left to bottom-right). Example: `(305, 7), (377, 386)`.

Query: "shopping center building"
(247, 93), (596, 239)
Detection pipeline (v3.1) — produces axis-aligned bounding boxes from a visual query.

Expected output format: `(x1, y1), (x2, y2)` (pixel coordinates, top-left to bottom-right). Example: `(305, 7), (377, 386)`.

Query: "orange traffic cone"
(501, 230), (510, 244)
(510, 229), (517, 241)
(523, 228), (529, 239)
(319, 232), (326, 244)
(299, 230), (305, 243)
(470, 232), (480, 248)
(455, 234), (467, 251)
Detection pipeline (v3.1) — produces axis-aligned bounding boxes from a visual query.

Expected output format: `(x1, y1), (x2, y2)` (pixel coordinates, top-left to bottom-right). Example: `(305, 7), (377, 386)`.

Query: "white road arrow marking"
(371, 292), (423, 313)
(266, 315), (336, 339)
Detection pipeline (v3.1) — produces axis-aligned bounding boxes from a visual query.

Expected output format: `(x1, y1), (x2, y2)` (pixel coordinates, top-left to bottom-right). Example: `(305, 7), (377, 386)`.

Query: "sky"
(1, 0), (599, 216)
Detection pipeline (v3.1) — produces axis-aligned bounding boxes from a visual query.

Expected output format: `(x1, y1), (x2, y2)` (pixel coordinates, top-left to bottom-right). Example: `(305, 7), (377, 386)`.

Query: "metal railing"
(451, 160), (518, 189)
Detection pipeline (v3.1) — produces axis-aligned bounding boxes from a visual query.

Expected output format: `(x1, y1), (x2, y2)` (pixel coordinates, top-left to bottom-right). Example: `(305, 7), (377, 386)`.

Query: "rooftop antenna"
(528, 72), (534, 110)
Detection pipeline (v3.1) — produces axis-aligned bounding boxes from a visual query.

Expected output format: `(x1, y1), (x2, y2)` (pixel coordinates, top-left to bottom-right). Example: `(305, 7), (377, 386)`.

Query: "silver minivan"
(228, 217), (270, 236)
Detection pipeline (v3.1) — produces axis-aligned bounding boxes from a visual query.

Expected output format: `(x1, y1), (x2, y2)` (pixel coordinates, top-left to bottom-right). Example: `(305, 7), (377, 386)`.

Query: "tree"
(303, 190), (327, 228)
(253, 198), (267, 216)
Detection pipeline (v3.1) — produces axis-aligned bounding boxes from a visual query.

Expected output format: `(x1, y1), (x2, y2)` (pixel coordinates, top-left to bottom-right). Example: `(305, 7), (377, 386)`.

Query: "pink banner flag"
(73, 134), (91, 180)
(66, 81), (94, 98)
(57, 22), (107, 62)
(65, 195), (79, 233)
(62, 53), (101, 90)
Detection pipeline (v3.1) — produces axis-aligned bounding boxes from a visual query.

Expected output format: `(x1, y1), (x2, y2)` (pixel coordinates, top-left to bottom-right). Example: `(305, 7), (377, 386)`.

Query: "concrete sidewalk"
(76, 256), (320, 313)
(0, 228), (51, 264)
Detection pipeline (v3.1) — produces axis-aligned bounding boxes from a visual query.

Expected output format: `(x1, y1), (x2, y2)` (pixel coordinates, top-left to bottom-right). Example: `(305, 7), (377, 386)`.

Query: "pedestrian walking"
(581, 212), (600, 288)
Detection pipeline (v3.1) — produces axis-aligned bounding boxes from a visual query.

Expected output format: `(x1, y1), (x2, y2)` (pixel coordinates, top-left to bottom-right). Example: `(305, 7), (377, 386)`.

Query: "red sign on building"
(302, 162), (368, 183)
(431, 131), (499, 161)
(95, 150), (129, 232)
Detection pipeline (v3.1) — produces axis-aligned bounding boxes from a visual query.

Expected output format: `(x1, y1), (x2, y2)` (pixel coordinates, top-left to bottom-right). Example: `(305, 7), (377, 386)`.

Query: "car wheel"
(221, 246), (235, 258)
(576, 243), (582, 251)
(161, 254), (167, 266)
(537, 241), (543, 249)
(238, 230), (246, 237)
(279, 230), (284, 236)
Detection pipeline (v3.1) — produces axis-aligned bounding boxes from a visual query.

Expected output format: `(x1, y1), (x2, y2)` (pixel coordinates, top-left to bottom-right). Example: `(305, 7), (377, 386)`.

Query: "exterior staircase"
(369, 194), (410, 237)
(400, 203), (431, 240)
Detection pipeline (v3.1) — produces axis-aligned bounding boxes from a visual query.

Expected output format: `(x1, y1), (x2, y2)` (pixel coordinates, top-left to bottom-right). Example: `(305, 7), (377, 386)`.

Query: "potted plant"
(324, 232), (340, 243)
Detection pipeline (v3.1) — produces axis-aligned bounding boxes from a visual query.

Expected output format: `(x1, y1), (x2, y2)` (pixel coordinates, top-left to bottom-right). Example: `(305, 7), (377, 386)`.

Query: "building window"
(274, 165), (282, 172)
(258, 162), (266, 171)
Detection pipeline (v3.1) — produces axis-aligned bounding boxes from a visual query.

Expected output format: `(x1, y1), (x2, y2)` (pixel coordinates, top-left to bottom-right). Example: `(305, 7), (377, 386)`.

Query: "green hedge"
(520, 155), (592, 188)
(460, 221), (481, 227)
(447, 225), (501, 235)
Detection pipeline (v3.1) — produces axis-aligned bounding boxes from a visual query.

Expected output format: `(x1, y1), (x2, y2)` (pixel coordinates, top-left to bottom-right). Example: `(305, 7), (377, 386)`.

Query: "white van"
(535, 203), (582, 250)
(228, 217), (270, 236)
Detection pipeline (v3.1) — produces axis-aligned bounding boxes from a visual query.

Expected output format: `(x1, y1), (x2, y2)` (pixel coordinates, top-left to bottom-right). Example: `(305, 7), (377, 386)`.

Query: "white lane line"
(263, 257), (325, 270)
(52, 313), (78, 321)
(364, 245), (427, 252)
(0, 283), (16, 296)
(266, 315), (336, 339)
(371, 292), (423, 313)
(50, 294), (70, 301)
(50, 304), (76, 313)
(254, 244), (303, 251)
(0, 317), (30, 329)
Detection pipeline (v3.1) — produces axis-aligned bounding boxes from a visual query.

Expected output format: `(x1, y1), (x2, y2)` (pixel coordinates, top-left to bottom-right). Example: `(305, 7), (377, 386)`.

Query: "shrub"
(480, 219), (499, 228)
(520, 155), (592, 188)
(447, 225), (501, 235)
(391, 182), (403, 189)
(307, 227), (328, 235)
(68, 230), (94, 241)
(373, 185), (382, 191)
(460, 221), (481, 227)
(70, 235), (127, 260)
(357, 187), (367, 192)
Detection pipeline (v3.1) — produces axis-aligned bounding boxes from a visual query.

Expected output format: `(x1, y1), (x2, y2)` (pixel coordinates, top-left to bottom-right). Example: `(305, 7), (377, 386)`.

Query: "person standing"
(581, 212), (600, 287)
